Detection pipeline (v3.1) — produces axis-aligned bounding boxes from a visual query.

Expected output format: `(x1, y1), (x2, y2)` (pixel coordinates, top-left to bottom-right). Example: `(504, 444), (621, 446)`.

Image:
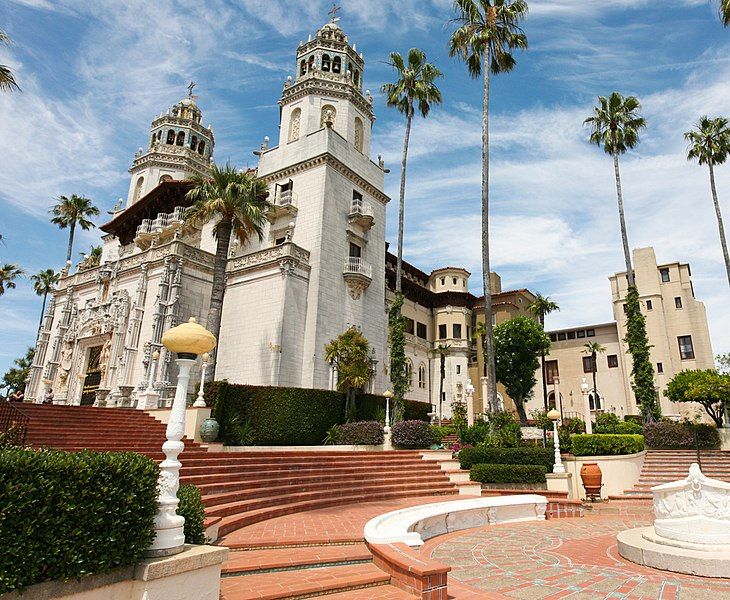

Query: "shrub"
(643, 422), (720, 449)
(571, 434), (645, 456)
(459, 421), (491, 445)
(336, 421), (384, 445)
(0, 422), (27, 449)
(470, 463), (547, 484)
(624, 414), (644, 426)
(0, 449), (159, 594)
(392, 420), (437, 448)
(431, 425), (459, 442)
(458, 446), (554, 472)
(178, 484), (206, 545)
(482, 411), (522, 448)
(357, 394), (431, 422)
(595, 413), (643, 435)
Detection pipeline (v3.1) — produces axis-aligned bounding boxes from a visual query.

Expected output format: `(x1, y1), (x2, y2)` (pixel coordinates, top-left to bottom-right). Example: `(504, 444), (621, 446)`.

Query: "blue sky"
(1, 0), (729, 377)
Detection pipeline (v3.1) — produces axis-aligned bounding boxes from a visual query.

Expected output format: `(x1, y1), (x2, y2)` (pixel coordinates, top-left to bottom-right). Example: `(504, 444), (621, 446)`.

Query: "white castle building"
(27, 20), (389, 407)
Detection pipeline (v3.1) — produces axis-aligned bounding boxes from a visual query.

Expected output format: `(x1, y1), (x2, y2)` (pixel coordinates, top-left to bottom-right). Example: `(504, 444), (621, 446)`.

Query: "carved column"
(114, 264), (148, 405)
(157, 258), (183, 402)
(27, 294), (57, 402)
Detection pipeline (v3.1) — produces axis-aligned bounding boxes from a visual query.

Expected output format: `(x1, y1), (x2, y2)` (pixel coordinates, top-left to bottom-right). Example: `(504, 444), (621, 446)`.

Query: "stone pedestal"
(137, 389), (160, 410)
(546, 472), (573, 499)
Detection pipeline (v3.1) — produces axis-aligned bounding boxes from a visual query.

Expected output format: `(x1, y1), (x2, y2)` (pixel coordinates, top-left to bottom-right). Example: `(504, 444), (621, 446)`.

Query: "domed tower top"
(125, 84), (214, 208)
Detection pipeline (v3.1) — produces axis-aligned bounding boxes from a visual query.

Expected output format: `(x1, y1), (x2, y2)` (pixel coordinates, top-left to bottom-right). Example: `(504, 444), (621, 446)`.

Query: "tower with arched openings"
(125, 94), (215, 208)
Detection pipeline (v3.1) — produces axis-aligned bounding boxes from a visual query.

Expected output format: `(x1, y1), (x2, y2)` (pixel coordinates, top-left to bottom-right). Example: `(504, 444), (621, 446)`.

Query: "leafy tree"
(0, 29), (19, 92)
(30, 268), (59, 329)
(324, 327), (374, 418)
(49, 195), (100, 264)
(583, 341), (606, 406)
(494, 316), (550, 424)
(527, 293), (559, 411)
(625, 287), (660, 422)
(449, 0), (528, 414)
(185, 163), (270, 376)
(584, 92), (646, 289)
(382, 48), (442, 294)
(717, 353), (730, 374)
(78, 245), (102, 270)
(664, 369), (730, 427)
(0, 264), (24, 297)
(721, 0), (730, 26)
(387, 293), (409, 422)
(1, 347), (34, 396)
(685, 116), (730, 286)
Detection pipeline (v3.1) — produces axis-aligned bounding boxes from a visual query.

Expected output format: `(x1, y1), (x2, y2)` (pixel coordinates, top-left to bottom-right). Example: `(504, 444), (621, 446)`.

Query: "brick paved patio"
(425, 515), (730, 599)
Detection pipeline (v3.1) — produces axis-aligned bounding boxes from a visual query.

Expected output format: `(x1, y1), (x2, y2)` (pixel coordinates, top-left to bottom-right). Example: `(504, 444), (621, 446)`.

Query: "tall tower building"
(126, 91), (214, 207)
(215, 19), (389, 392)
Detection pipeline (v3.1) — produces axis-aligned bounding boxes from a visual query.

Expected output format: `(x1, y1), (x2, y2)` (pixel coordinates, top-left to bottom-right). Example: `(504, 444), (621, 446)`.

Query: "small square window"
(438, 324), (447, 340)
(607, 355), (618, 368)
(440, 277), (445, 285)
(417, 322), (427, 339)
(404, 318), (414, 335)
(545, 360), (559, 385)
(577, 330), (586, 339)
(586, 329), (595, 337)
(582, 356), (595, 373)
(557, 332), (566, 341)
(657, 362), (664, 374)
(567, 331), (576, 340)
(646, 300), (653, 311)
(622, 304), (628, 314)
(660, 268), (670, 283)
(453, 277), (457, 285)
(675, 296), (683, 309)
(456, 365), (461, 375)
(549, 333), (557, 342)
(453, 324), (462, 339)
(678, 335), (694, 360)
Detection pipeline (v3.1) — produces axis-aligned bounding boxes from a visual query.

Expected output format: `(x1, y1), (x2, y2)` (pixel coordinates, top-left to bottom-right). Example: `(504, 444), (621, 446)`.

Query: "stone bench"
(364, 494), (548, 547)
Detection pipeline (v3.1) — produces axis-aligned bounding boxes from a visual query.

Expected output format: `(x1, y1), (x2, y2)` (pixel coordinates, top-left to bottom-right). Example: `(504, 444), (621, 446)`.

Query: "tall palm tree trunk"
(612, 151), (635, 287)
(439, 353), (445, 424)
(481, 48), (497, 413)
(395, 112), (413, 293)
(708, 160), (730, 287)
(38, 291), (48, 331)
(591, 351), (598, 408)
(205, 219), (232, 379)
(66, 221), (76, 264)
(539, 314), (548, 411)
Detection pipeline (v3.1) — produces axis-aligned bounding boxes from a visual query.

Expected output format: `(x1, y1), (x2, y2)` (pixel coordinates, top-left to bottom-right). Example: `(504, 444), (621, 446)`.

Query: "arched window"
(300, 60), (306, 76)
(320, 104), (336, 128)
(589, 390), (602, 411)
(332, 56), (341, 74)
(159, 174), (173, 184)
(418, 364), (426, 389)
(307, 55), (315, 72)
(197, 140), (205, 155)
(321, 54), (331, 72)
(175, 131), (185, 146)
(166, 130), (175, 145)
(289, 108), (301, 142)
(354, 70), (360, 86)
(133, 177), (144, 203)
(405, 360), (413, 387)
(190, 135), (198, 151)
(354, 117), (363, 152)
(150, 134), (155, 147)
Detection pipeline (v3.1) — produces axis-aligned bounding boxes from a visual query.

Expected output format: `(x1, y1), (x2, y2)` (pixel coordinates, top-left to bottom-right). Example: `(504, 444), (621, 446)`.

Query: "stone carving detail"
(345, 277), (369, 300)
(231, 243), (310, 272)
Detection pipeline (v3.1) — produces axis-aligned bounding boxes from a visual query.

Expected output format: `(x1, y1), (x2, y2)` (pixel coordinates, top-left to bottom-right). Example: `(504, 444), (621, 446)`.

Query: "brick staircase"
(613, 449), (730, 500)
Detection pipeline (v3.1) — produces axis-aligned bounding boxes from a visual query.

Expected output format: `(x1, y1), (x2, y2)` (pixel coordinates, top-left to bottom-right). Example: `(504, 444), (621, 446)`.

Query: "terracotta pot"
(580, 462), (603, 499)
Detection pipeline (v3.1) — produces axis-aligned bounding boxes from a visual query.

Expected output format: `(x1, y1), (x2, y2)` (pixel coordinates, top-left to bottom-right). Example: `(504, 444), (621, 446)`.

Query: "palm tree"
(185, 163), (271, 375)
(721, 0), (729, 26)
(436, 343), (450, 423)
(382, 48), (442, 293)
(0, 29), (19, 92)
(30, 268), (59, 329)
(79, 245), (102, 269)
(584, 92), (646, 287)
(50, 195), (100, 265)
(325, 327), (374, 418)
(583, 341), (606, 408)
(449, 0), (528, 414)
(685, 116), (730, 286)
(527, 294), (559, 412)
(0, 264), (24, 297)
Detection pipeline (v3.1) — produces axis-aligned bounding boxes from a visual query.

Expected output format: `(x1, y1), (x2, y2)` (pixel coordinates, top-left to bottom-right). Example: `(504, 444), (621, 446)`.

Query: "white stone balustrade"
(344, 257), (372, 278)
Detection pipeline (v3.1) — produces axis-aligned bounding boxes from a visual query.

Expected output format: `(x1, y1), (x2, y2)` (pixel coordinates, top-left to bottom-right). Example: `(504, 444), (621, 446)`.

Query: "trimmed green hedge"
(595, 412), (643, 435)
(178, 484), (206, 545)
(392, 420), (438, 448)
(459, 447), (554, 472)
(207, 382), (431, 446)
(643, 422), (720, 449)
(470, 463), (547, 484)
(570, 434), (645, 456)
(335, 421), (384, 445)
(0, 449), (159, 594)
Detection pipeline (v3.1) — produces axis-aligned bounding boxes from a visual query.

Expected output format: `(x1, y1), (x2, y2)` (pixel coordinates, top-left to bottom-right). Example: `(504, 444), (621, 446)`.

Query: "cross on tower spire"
(328, 3), (341, 23)
(187, 81), (197, 99)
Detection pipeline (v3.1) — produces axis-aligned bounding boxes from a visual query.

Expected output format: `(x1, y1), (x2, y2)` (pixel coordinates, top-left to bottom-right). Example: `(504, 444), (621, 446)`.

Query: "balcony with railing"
(134, 206), (187, 249)
(343, 257), (372, 300)
(268, 188), (298, 221)
(348, 197), (374, 230)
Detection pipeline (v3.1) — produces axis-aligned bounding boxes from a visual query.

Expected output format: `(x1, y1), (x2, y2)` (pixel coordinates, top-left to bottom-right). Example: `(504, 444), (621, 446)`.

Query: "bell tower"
(126, 86), (215, 207)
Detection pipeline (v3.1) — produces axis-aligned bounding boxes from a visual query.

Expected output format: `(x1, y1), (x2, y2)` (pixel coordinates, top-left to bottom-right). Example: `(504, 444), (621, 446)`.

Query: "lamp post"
(581, 377), (593, 434)
(383, 389), (393, 450)
(547, 408), (565, 474)
(148, 317), (216, 557)
(465, 379), (475, 427)
(193, 352), (210, 408)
